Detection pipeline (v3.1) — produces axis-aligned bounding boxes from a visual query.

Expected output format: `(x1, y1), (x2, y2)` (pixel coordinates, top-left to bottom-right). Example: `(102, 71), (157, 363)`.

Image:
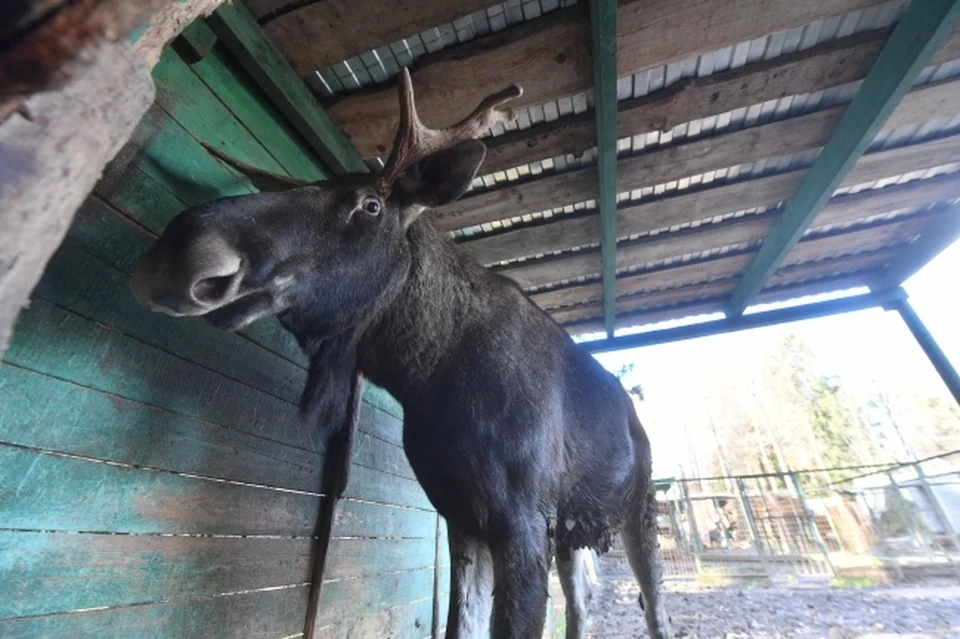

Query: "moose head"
(130, 70), (522, 337)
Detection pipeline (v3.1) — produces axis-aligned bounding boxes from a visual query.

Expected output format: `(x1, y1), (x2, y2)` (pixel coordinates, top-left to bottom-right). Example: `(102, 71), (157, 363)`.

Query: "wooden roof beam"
(725, 0), (960, 316)
(590, 0), (619, 337)
(483, 26), (960, 176)
(871, 201), (960, 289)
(326, 0), (882, 158)
(440, 77), (960, 236)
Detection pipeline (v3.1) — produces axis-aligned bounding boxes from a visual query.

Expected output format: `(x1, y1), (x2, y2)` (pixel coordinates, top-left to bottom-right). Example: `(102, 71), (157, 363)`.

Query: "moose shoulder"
(131, 70), (670, 639)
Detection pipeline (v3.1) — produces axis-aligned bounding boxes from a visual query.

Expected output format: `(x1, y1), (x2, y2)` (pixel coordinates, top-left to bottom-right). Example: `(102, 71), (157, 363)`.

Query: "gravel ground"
(583, 568), (960, 638)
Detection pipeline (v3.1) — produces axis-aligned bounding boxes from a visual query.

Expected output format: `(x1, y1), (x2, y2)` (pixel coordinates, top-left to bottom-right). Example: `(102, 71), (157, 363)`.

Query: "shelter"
(2, 0), (960, 637)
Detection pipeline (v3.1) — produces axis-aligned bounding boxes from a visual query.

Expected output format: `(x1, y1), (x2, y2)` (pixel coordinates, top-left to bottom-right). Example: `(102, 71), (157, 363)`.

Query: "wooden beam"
(0, 42), (154, 358)
(576, 287), (908, 353)
(590, 0), (619, 337)
(261, 0), (493, 75)
(327, 0), (881, 158)
(483, 26), (960, 175)
(442, 77), (960, 236)
(467, 132), (960, 279)
(547, 213), (933, 324)
(872, 202), (960, 288)
(206, 0), (367, 174)
(530, 205), (942, 311)
(725, 0), (960, 316)
(512, 172), (960, 295)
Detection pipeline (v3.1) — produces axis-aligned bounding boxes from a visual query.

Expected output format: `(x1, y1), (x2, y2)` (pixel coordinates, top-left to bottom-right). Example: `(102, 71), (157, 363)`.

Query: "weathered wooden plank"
(324, 537), (436, 582)
(189, 41), (331, 181)
(0, 444), (320, 535)
(726, 0), (960, 315)
(0, 585), (310, 639)
(327, 0), (880, 157)
(873, 202), (960, 288)
(482, 27), (960, 174)
(207, 0), (366, 174)
(0, 531), (312, 618)
(0, 363), (324, 493)
(345, 465), (434, 513)
(133, 0), (227, 67)
(334, 500), (437, 540)
(152, 45), (292, 176)
(0, 43), (153, 360)
(4, 297), (321, 453)
(529, 184), (957, 310)
(315, 597), (434, 639)
(263, 0), (493, 72)
(549, 215), (933, 324)
(486, 134), (960, 287)
(315, 567), (435, 629)
(445, 78), (960, 239)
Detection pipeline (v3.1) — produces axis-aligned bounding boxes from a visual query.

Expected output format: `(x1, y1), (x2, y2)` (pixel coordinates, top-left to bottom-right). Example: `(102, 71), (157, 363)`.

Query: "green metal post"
(736, 477), (772, 580)
(589, 0), (619, 337)
(888, 297), (960, 407)
(726, 0), (960, 316)
(790, 472), (835, 576)
(913, 463), (960, 572)
(679, 479), (704, 574)
(887, 470), (932, 574)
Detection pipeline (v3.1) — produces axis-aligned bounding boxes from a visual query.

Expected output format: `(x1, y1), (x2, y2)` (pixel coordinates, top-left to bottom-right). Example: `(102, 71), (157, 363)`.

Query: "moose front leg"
(489, 515), (551, 639)
(445, 527), (494, 639)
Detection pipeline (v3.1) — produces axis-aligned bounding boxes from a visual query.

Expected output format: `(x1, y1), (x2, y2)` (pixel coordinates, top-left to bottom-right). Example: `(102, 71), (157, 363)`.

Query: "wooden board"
(0, 585), (310, 639)
(482, 134), (960, 288)
(263, 0), (494, 72)
(443, 79), (960, 239)
(327, 0), (881, 157)
(482, 27), (960, 174)
(0, 42), (153, 360)
(315, 598), (434, 639)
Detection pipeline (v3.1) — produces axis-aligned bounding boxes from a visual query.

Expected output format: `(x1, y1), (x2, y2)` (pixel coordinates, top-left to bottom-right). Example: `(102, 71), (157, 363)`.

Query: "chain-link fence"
(605, 450), (960, 583)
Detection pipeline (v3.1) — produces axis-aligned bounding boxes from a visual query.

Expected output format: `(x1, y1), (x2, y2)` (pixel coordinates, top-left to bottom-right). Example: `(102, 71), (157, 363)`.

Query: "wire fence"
(604, 450), (960, 583)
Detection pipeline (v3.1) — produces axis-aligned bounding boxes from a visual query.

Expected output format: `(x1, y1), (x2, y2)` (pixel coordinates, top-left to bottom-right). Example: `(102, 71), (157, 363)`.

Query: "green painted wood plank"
(94, 161), (188, 235)
(333, 500), (437, 540)
(35, 244), (307, 405)
(315, 567), (435, 629)
(121, 104), (257, 207)
(0, 585), (310, 639)
(206, 0), (367, 175)
(0, 364), (324, 493)
(152, 46), (290, 177)
(66, 196), (309, 367)
(0, 445), (320, 535)
(726, 0), (960, 315)
(176, 19), (219, 63)
(345, 465), (433, 513)
(4, 298), (321, 453)
(0, 532), (312, 619)
(323, 537), (436, 582)
(590, 0), (619, 338)
(872, 202), (960, 289)
(315, 597), (434, 639)
(190, 41), (331, 181)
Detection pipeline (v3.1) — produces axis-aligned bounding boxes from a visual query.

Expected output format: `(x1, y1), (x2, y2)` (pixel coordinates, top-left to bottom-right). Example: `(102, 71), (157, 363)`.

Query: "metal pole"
(679, 479), (704, 574)
(889, 296), (960, 406)
(791, 472), (835, 576)
(736, 477), (772, 580)
(914, 462), (960, 574)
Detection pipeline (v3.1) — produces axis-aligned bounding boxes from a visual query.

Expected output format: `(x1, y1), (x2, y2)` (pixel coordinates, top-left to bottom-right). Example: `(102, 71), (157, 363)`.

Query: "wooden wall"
(0, 26), (445, 639)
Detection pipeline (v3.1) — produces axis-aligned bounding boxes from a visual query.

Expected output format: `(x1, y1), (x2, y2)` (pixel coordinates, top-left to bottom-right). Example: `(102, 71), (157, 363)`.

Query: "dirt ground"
(583, 566), (960, 638)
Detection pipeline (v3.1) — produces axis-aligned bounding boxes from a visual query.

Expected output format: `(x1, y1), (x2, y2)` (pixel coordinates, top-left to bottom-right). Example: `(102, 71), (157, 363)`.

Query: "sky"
(590, 238), (960, 479)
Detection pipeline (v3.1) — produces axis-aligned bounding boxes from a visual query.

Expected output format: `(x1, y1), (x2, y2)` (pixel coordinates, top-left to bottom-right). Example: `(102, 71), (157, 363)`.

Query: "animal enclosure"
(3, 0), (960, 637)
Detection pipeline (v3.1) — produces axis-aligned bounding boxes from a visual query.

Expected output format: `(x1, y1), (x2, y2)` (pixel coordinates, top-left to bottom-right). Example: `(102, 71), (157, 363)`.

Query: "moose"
(130, 70), (670, 639)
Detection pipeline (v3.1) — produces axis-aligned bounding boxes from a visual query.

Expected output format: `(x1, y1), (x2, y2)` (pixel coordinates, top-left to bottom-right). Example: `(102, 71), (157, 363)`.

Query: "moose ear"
(396, 140), (486, 210)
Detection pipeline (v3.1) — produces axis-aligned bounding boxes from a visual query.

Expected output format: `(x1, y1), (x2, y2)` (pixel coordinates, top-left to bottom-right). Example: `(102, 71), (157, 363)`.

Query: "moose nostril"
(192, 275), (235, 304)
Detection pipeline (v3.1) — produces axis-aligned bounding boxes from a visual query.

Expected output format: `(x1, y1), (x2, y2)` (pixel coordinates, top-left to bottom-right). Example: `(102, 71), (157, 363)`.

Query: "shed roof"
(249, 0), (960, 338)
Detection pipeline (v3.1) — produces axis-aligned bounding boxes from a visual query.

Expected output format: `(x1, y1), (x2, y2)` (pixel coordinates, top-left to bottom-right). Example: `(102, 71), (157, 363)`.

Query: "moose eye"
(361, 197), (381, 216)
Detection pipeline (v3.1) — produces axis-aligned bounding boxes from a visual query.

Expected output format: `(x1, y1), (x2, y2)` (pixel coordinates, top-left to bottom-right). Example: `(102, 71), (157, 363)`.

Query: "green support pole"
(589, 0), (619, 338)
(913, 463), (960, 574)
(736, 478), (772, 581)
(679, 479), (704, 574)
(888, 296), (960, 406)
(726, 0), (960, 316)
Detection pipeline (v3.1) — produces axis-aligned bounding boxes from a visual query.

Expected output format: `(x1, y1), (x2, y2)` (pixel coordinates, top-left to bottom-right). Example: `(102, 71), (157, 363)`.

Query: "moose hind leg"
(445, 527), (494, 639)
(490, 515), (551, 639)
(557, 547), (594, 639)
(622, 491), (671, 639)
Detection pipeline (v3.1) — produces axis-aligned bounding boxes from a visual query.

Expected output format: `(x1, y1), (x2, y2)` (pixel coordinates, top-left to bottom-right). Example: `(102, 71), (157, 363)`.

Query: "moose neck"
(355, 218), (484, 406)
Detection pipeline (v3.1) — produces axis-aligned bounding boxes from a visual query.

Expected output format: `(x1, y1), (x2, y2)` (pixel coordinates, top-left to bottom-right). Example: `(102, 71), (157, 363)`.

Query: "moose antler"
(378, 68), (523, 196)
